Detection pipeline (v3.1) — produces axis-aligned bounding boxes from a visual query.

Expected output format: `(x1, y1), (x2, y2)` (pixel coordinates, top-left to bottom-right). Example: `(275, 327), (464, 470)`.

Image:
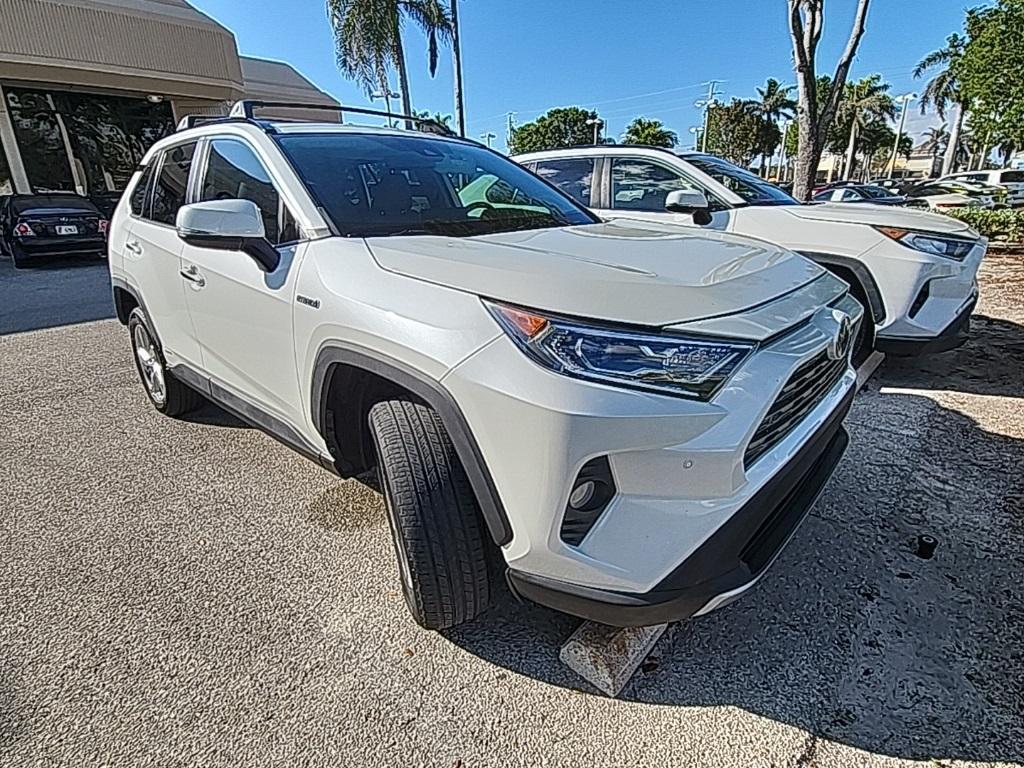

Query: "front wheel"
(368, 399), (493, 630)
(127, 308), (203, 417)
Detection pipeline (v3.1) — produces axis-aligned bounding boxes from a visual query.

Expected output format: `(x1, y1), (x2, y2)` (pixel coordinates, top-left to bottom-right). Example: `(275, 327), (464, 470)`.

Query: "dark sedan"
(0, 194), (108, 269)
(812, 184), (916, 207)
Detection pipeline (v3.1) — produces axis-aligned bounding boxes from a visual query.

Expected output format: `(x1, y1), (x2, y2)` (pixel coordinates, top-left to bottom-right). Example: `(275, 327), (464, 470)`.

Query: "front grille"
(744, 350), (846, 468)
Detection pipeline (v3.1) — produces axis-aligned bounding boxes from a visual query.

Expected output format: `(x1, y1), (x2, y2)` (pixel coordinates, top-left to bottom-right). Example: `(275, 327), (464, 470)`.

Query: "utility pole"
(506, 112), (515, 151)
(371, 87), (400, 128)
(481, 131), (496, 148)
(887, 93), (916, 178)
(695, 80), (722, 154)
(451, 0), (466, 137)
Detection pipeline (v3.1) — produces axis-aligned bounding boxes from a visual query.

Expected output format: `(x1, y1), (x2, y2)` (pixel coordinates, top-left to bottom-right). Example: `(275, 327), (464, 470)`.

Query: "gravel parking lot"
(0, 253), (1021, 767)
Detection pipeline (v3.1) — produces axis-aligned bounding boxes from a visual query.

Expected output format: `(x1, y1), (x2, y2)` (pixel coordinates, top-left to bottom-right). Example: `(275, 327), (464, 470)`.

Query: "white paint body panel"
(516, 147), (987, 345)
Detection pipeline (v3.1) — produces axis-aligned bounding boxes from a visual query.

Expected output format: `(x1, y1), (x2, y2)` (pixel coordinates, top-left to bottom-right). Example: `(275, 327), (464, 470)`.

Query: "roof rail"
(227, 100), (457, 136)
(175, 114), (251, 131)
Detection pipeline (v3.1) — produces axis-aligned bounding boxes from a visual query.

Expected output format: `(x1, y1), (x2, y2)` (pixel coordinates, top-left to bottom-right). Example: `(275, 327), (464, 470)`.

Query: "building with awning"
(0, 0), (338, 205)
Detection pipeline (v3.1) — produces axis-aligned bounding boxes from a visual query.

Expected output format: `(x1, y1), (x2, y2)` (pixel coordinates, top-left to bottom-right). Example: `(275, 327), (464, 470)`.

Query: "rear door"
(531, 157), (598, 207)
(180, 136), (306, 430)
(125, 141), (203, 368)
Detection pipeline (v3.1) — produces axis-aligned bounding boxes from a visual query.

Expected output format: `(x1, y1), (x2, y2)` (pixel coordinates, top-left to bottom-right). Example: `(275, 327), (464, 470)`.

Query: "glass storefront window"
(4, 87), (174, 213)
(0, 140), (12, 195)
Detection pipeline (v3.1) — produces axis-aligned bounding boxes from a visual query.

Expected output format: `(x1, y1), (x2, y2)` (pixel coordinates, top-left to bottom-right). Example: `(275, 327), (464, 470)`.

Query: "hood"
(366, 220), (824, 327)
(785, 201), (973, 234)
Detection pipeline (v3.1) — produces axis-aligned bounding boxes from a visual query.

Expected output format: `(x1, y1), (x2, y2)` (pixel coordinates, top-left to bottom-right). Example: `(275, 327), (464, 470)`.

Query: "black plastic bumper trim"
(875, 293), (977, 356)
(507, 384), (854, 627)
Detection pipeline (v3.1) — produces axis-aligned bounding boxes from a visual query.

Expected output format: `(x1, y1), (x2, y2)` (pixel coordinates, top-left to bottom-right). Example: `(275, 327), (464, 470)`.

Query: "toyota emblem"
(828, 313), (853, 360)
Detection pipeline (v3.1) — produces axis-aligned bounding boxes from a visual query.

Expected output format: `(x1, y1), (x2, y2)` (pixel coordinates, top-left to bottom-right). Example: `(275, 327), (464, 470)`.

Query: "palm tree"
(327, 0), (452, 127)
(837, 75), (895, 180)
(914, 34), (967, 175)
(413, 110), (453, 128)
(749, 78), (796, 176)
(622, 117), (678, 148)
(922, 125), (949, 172)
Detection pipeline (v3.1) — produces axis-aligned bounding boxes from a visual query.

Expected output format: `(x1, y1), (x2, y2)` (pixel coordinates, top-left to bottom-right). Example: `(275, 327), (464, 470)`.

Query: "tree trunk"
(844, 120), (858, 180)
(793, 115), (820, 200)
(394, 26), (413, 129)
(942, 104), (963, 176)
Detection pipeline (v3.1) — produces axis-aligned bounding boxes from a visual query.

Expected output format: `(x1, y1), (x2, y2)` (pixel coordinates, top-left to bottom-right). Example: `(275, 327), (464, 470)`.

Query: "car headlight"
(874, 226), (975, 261)
(484, 300), (754, 400)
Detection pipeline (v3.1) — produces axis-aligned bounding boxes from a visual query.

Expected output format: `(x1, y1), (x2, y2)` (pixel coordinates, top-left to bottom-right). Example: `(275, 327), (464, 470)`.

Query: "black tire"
(9, 242), (25, 269)
(127, 307), (203, 417)
(847, 279), (876, 367)
(368, 399), (492, 630)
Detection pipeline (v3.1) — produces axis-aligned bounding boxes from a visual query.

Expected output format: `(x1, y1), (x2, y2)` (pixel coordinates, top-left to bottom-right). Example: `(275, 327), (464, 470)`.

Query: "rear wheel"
(128, 307), (203, 417)
(368, 399), (492, 630)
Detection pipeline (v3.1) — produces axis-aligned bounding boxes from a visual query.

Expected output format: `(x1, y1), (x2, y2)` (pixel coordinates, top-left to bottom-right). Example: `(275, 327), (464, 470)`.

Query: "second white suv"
(516, 146), (986, 361)
(108, 102), (861, 630)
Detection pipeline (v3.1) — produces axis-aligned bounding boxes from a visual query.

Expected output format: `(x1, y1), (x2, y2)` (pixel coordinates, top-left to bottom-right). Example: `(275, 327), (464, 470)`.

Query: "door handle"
(179, 265), (206, 288)
(124, 240), (142, 255)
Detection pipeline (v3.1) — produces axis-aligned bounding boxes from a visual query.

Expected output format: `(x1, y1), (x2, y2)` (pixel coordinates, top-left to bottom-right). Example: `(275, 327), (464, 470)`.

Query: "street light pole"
(888, 93), (916, 179)
(585, 117), (604, 145)
(481, 131), (496, 148)
(371, 88), (400, 128)
(451, 0), (466, 137)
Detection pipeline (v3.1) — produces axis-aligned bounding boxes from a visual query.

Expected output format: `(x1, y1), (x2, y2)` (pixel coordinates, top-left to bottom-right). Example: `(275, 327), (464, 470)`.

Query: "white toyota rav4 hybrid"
(108, 102), (863, 630)
(515, 146), (986, 361)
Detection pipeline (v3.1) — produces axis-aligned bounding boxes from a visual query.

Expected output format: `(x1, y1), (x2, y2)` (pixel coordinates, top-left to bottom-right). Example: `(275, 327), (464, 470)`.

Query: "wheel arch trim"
(796, 252), (886, 324)
(311, 343), (514, 547)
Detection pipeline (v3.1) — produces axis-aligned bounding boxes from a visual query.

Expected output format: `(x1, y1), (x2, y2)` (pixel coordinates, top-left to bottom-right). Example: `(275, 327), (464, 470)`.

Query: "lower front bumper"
(506, 386), (854, 627)
(876, 293), (977, 356)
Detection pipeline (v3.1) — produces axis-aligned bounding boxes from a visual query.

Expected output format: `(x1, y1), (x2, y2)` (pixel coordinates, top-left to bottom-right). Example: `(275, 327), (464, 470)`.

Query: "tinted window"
(533, 158), (595, 205)
(12, 194), (97, 213)
(684, 154), (798, 206)
(200, 139), (299, 245)
(149, 143), (195, 225)
(860, 185), (892, 199)
(129, 164), (155, 216)
(1000, 171), (1024, 183)
(275, 133), (596, 238)
(839, 188), (863, 201)
(610, 158), (703, 211)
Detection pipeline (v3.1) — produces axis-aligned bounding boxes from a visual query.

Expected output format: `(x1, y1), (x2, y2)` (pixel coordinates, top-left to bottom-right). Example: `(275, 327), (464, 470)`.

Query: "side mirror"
(665, 189), (713, 225)
(176, 199), (279, 272)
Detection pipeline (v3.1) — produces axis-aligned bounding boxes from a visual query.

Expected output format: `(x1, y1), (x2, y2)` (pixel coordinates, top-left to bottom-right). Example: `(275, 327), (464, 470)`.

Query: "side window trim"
(144, 140), (198, 229)
(129, 159), (158, 220)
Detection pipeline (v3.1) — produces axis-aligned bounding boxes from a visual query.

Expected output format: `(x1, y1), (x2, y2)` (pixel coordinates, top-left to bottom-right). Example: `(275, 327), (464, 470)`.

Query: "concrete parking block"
(560, 621), (667, 697)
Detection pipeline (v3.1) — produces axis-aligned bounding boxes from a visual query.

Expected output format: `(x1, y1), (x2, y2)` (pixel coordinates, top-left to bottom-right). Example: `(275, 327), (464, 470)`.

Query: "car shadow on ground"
(445, 326), (1024, 764)
(880, 314), (1024, 398)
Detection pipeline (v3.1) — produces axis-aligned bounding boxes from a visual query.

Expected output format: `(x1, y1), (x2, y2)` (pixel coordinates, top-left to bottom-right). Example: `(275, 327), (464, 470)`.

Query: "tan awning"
(0, 0), (244, 101)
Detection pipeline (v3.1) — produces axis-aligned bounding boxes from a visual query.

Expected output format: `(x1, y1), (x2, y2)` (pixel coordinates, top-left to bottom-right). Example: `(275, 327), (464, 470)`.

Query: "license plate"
(56, 225), (78, 235)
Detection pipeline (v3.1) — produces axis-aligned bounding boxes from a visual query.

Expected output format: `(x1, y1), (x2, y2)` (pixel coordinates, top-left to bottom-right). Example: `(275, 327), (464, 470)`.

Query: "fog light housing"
(560, 456), (615, 546)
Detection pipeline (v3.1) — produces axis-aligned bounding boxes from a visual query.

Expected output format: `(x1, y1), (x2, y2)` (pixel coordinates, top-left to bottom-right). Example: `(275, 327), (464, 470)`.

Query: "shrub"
(941, 207), (1024, 243)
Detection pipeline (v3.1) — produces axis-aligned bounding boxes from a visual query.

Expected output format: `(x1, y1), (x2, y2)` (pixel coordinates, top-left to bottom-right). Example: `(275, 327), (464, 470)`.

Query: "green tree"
(959, 0), (1024, 161)
(858, 119), (912, 177)
(509, 107), (599, 154)
(622, 117), (678, 148)
(915, 33), (967, 175)
(834, 75), (895, 179)
(327, 0), (451, 126)
(749, 78), (797, 175)
(702, 99), (763, 167)
(413, 109), (453, 127)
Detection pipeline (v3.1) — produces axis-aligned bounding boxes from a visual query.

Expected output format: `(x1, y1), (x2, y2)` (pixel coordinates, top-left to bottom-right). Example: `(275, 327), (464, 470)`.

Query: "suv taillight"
(14, 222), (34, 237)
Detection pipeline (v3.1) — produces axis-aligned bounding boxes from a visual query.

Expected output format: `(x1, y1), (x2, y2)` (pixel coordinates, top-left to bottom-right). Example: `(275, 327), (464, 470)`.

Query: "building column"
(0, 84), (32, 193)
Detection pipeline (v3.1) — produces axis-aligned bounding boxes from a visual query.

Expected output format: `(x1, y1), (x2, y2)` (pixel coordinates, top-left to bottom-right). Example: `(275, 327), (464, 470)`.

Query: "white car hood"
(366, 220), (824, 327)
(785, 202), (973, 234)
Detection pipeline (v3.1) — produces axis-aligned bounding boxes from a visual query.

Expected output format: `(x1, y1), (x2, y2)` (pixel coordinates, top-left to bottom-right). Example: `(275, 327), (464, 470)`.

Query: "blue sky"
(191, 0), (975, 152)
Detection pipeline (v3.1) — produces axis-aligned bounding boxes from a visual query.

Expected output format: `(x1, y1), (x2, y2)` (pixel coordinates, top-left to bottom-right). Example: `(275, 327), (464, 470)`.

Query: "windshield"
(860, 185), (895, 199)
(683, 154), (799, 206)
(275, 133), (598, 237)
(12, 195), (97, 214)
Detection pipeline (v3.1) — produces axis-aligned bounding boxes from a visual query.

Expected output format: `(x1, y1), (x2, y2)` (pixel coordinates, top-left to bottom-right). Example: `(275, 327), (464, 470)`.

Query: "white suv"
(938, 169), (1024, 207)
(109, 102), (862, 630)
(515, 147), (986, 360)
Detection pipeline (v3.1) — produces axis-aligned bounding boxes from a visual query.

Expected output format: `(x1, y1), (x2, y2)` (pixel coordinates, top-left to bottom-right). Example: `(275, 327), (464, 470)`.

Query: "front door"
(180, 137), (306, 431)
(595, 156), (730, 231)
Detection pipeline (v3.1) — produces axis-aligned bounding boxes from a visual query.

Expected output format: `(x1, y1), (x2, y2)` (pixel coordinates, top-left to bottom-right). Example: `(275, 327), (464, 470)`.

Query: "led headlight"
(874, 226), (975, 261)
(485, 301), (754, 400)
